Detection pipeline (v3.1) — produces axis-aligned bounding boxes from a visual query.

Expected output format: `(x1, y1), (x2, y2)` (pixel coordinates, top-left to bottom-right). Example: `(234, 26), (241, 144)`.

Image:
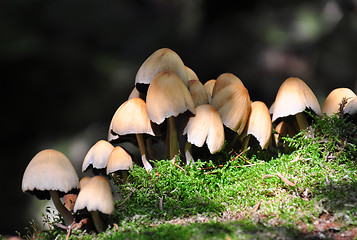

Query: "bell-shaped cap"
(135, 48), (188, 92)
(82, 140), (114, 172)
(344, 96), (357, 116)
(322, 88), (356, 116)
(188, 79), (209, 107)
(146, 71), (196, 124)
(244, 101), (272, 149)
(111, 98), (155, 136)
(210, 83), (251, 134)
(211, 73), (244, 98)
(274, 121), (298, 146)
(22, 149), (79, 200)
(272, 77), (321, 122)
(183, 104), (224, 154)
(106, 146), (133, 174)
(74, 176), (114, 215)
(185, 66), (199, 81)
(203, 79), (216, 102)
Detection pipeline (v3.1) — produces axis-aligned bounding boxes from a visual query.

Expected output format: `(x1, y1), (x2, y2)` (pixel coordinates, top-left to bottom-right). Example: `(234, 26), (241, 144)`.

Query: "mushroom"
(322, 88), (356, 116)
(74, 176), (114, 233)
(82, 140), (114, 174)
(274, 120), (298, 148)
(185, 66), (199, 81)
(343, 95), (357, 120)
(146, 71), (196, 159)
(106, 146), (133, 183)
(210, 83), (251, 135)
(271, 77), (321, 130)
(135, 48), (188, 93)
(183, 104), (224, 164)
(188, 79), (209, 107)
(211, 73), (244, 98)
(110, 97), (156, 172)
(203, 79), (216, 102)
(22, 149), (79, 227)
(241, 101), (272, 150)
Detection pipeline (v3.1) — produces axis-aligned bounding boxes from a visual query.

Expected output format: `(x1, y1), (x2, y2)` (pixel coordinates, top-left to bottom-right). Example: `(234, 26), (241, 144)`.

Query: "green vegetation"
(23, 113), (357, 239)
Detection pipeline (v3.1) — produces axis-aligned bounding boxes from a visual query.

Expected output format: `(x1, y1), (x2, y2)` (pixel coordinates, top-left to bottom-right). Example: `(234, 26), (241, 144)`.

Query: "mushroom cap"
(185, 66), (199, 81)
(344, 96), (357, 115)
(22, 149), (79, 200)
(106, 146), (133, 174)
(74, 176), (114, 215)
(211, 73), (244, 98)
(245, 101), (272, 149)
(183, 104), (225, 154)
(203, 79), (216, 102)
(111, 98), (155, 136)
(135, 48), (188, 90)
(188, 79), (209, 107)
(322, 88), (356, 116)
(272, 77), (321, 122)
(210, 83), (251, 134)
(146, 71), (196, 124)
(274, 120), (298, 145)
(82, 140), (114, 172)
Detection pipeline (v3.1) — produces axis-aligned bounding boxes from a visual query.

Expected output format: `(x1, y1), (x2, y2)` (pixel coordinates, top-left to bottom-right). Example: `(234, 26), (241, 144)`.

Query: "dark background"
(2, 0), (357, 236)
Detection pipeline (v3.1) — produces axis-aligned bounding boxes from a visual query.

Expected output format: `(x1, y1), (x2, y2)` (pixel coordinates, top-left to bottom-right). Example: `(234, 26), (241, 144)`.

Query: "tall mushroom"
(135, 48), (188, 93)
(183, 104), (224, 164)
(110, 97), (156, 172)
(74, 176), (114, 233)
(146, 71), (196, 160)
(22, 149), (79, 227)
(271, 77), (321, 130)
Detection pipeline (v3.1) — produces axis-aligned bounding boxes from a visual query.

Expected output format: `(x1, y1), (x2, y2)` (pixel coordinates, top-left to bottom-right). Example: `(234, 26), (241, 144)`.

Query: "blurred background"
(1, 0), (357, 236)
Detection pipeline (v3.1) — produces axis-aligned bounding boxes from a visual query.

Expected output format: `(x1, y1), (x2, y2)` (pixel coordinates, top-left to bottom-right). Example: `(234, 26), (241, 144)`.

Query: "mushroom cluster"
(22, 47), (355, 234)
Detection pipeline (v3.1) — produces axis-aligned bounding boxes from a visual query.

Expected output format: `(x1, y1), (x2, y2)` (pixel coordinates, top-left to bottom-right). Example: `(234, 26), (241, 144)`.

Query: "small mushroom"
(106, 146), (133, 183)
(211, 73), (244, 98)
(183, 104), (224, 164)
(343, 95), (357, 120)
(322, 88), (356, 116)
(185, 66), (199, 81)
(203, 79), (216, 102)
(135, 48), (188, 93)
(188, 79), (209, 107)
(74, 176), (114, 233)
(110, 97), (156, 171)
(146, 71), (196, 159)
(82, 140), (114, 174)
(22, 149), (79, 227)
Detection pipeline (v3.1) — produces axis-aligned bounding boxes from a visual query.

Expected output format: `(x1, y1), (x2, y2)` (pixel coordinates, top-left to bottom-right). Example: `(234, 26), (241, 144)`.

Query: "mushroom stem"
(91, 210), (104, 233)
(295, 112), (309, 130)
(241, 135), (250, 151)
(136, 134), (153, 172)
(184, 141), (194, 165)
(50, 190), (74, 227)
(168, 116), (179, 160)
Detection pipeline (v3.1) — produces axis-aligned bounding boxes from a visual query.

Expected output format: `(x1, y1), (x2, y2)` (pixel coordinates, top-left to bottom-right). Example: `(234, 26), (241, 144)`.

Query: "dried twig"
(174, 163), (186, 173)
(117, 188), (136, 207)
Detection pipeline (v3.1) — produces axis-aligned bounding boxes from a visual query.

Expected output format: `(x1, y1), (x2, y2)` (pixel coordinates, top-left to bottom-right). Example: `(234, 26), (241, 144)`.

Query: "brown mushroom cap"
(211, 73), (244, 97)
(22, 149), (79, 199)
(272, 77), (321, 122)
(244, 101), (272, 149)
(210, 83), (251, 134)
(185, 66), (199, 81)
(82, 140), (114, 172)
(135, 48), (188, 92)
(106, 146), (133, 174)
(74, 176), (114, 215)
(183, 104), (224, 154)
(146, 71), (196, 125)
(322, 88), (356, 116)
(188, 79), (209, 107)
(111, 97), (155, 136)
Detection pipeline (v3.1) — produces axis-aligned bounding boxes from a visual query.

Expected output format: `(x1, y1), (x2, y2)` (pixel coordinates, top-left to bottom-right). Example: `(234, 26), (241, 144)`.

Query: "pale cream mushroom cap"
(203, 79), (216, 102)
(22, 149), (79, 198)
(245, 101), (272, 149)
(111, 98), (155, 136)
(344, 96), (357, 115)
(183, 104), (224, 154)
(211, 73), (244, 97)
(210, 83), (251, 134)
(74, 176), (114, 215)
(188, 79), (209, 107)
(106, 146), (133, 174)
(82, 140), (114, 172)
(146, 71), (196, 124)
(272, 77), (321, 122)
(322, 88), (356, 116)
(135, 48), (188, 89)
(274, 121), (298, 146)
(185, 66), (199, 81)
